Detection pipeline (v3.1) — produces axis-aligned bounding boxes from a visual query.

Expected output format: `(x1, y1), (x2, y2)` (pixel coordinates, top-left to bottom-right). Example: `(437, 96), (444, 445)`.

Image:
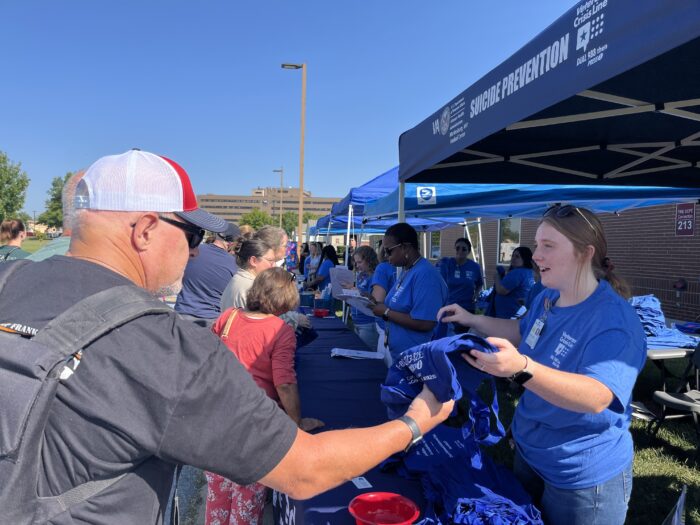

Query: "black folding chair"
(650, 342), (700, 439)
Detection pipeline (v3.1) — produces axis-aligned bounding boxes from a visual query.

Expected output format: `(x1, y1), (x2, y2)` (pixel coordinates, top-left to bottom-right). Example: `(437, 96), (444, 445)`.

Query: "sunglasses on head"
(383, 242), (402, 256)
(543, 204), (597, 235)
(286, 270), (296, 282)
(158, 215), (205, 249)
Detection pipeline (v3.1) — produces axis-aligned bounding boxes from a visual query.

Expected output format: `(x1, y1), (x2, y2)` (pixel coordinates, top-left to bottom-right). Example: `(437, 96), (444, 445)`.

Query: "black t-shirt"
(0, 257), (297, 524)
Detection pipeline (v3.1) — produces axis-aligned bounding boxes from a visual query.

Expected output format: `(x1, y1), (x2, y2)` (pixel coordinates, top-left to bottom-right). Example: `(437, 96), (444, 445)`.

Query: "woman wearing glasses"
(370, 223), (448, 365)
(438, 205), (645, 525)
(493, 246), (535, 319)
(220, 239), (277, 310)
(304, 244), (339, 293)
(439, 238), (483, 333)
(207, 268), (323, 525)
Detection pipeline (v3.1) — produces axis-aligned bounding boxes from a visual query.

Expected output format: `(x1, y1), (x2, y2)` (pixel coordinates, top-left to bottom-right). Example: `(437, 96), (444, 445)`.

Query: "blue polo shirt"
(385, 258), (447, 359)
(175, 243), (237, 319)
(371, 262), (396, 330)
(513, 280), (646, 488)
(316, 258), (335, 292)
(494, 267), (534, 319)
(439, 257), (483, 312)
(351, 272), (374, 325)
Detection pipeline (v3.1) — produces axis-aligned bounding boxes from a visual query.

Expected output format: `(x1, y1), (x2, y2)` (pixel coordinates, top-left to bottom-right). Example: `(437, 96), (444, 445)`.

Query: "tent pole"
(398, 182), (406, 222)
(477, 217), (486, 286)
(465, 221), (475, 263)
(345, 205), (353, 268)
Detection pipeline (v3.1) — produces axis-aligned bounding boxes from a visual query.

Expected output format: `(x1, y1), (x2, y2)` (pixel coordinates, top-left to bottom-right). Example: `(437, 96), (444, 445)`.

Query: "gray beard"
(153, 279), (183, 298)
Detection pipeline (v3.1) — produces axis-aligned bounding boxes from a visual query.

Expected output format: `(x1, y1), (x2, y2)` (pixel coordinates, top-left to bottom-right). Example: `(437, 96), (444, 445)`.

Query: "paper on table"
(331, 347), (384, 360)
(329, 267), (355, 299)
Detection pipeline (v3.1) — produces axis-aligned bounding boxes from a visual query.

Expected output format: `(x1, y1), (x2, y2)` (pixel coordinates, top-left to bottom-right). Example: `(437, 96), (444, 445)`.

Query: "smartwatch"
(382, 308), (391, 322)
(511, 355), (534, 385)
(397, 415), (423, 452)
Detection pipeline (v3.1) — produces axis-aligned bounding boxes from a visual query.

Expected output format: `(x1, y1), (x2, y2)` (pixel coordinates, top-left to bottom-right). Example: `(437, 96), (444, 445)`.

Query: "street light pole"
(281, 62), (306, 245)
(273, 167), (284, 228)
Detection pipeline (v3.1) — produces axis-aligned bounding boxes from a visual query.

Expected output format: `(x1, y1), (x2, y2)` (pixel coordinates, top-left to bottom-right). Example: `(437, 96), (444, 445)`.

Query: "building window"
(430, 232), (441, 259)
(497, 218), (521, 265)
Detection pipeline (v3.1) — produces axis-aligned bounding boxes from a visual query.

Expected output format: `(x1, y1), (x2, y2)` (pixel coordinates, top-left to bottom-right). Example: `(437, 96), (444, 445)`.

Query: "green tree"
(0, 151), (30, 222)
(279, 211), (298, 236)
(37, 172), (73, 228)
(303, 212), (319, 223)
(240, 209), (275, 230)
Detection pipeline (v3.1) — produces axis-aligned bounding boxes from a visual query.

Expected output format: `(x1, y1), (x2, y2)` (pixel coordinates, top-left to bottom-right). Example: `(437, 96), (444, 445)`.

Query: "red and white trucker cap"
(75, 149), (228, 233)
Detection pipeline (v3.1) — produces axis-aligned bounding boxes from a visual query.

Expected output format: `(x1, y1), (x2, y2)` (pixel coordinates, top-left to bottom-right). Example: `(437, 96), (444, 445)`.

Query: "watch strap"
(397, 415), (423, 452)
(382, 307), (391, 321)
(511, 355), (533, 385)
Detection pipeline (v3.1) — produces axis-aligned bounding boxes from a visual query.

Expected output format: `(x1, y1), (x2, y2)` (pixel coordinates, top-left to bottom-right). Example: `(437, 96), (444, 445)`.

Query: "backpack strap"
(220, 308), (239, 340)
(33, 284), (172, 363)
(31, 284), (172, 511)
(0, 259), (32, 289)
(0, 246), (20, 262)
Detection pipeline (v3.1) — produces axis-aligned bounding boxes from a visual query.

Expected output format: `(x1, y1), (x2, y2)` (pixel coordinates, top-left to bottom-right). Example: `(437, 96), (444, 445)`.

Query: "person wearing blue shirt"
(304, 245), (338, 294)
(349, 246), (379, 349)
(439, 205), (644, 525)
(370, 247), (397, 362)
(524, 264), (546, 309)
(439, 238), (483, 333)
(493, 246), (535, 319)
(370, 223), (448, 365)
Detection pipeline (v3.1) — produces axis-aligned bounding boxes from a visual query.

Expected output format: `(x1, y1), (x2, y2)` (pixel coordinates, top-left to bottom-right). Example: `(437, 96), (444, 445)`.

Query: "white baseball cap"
(75, 149), (228, 233)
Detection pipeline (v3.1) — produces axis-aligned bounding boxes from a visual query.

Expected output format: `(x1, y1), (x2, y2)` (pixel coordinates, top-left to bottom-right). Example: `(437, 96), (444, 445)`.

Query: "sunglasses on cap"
(543, 204), (597, 235)
(383, 242), (403, 256)
(158, 215), (206, 249)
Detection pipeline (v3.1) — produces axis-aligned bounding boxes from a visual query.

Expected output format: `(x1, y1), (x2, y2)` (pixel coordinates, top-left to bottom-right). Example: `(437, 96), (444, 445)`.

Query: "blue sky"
(1, 0), (574, 215)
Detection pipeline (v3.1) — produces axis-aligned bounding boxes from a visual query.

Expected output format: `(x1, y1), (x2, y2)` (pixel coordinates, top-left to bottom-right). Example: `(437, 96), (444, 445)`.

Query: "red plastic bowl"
(313, 308), (330, 317)
(348, 492), (420, 525)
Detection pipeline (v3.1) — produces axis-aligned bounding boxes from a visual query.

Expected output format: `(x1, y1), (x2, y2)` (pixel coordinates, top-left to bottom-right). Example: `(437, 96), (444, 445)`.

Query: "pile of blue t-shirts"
(381, 334), (542, 524)
(629, 295), (698, 348)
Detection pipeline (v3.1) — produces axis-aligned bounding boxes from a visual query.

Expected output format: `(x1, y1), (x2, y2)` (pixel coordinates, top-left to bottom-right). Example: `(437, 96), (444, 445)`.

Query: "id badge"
(454, 270), (461, 279)
(525, 318), (545, 349)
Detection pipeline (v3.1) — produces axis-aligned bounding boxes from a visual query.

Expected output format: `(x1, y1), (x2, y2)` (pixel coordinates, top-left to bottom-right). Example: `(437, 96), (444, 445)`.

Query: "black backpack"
(0, 260), (172, 524)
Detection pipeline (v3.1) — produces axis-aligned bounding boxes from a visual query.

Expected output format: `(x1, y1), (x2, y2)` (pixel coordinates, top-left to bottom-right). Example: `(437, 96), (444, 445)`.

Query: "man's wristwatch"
(397, 415), (423, 452)
(511, 355), (534, 385)
(382, 308), (391, 321)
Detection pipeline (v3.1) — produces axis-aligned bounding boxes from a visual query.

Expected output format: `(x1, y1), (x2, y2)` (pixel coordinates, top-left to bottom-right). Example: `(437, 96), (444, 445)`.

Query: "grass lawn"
(21, 238), (49, 254)
(483, 357), (698, 524)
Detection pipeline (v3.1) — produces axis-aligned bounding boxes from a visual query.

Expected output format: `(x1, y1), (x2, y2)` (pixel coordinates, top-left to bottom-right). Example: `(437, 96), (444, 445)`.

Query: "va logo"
(439, 106), (451, 135)
(417, 186), (436, 206)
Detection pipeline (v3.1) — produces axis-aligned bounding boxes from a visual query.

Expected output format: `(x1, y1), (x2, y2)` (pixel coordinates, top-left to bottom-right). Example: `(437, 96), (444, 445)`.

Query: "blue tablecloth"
(275, 316), (424, 525)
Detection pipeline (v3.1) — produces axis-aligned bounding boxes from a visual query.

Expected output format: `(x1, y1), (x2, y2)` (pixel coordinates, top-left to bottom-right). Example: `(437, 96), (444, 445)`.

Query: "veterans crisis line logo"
(439, 106), (451, 136)
(417, 186), (436, 206)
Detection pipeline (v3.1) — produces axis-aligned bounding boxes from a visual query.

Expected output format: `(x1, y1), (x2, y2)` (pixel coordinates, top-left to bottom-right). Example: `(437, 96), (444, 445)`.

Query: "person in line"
(370, 223), (448, 365)
(298, 242), (309, 276)
(0, 149), (452, 524)
(27, 171), (85, 261)
(346, 236), (357, 270)
(439, 238), (483, 333)
(0, 219), (30, 261)
(304, 244), (339, 293)
(206, 268), (324, 525)
(220, 238), (276, 311)
(350, 246), (380, 349)
(438, 204), (645, 525)
(492, 246), (535, 319)
(303, 242), (322, 287)
(255, 225), (288, 266)
(370, 241), (397, 362)
(174, 222), (240, 326)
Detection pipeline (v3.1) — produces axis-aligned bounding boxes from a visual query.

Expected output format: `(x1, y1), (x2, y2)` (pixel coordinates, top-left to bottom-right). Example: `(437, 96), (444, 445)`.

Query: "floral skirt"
(204, 471), (267, 525)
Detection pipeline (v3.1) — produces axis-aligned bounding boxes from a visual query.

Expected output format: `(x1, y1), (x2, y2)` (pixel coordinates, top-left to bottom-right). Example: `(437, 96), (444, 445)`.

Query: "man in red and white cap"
(0, 149), (452, 524)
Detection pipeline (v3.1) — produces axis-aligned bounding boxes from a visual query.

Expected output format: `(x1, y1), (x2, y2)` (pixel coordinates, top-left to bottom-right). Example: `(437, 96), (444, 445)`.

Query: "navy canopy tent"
(364, 183), (700, 220)
(399, 0), (700, 188)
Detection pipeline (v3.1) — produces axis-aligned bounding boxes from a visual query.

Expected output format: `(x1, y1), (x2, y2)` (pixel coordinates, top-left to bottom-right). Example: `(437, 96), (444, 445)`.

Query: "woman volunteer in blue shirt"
(370, 242), (396, 362)
(304, 245), (338, 293)
(439, 238), (483, 333)
(370, 223), (447, 365)
(493, 246), (535, 319)
(350, 246), (380, 350)
(438, 205), (645, 525)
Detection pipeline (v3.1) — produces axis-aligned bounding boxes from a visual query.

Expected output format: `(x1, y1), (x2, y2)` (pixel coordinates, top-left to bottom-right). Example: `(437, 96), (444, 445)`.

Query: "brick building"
(437, 203), (700, 321)
(197, 187), (340, 225)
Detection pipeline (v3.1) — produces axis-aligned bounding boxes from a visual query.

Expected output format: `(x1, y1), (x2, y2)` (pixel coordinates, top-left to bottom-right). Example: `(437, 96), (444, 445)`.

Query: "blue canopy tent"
(399, 1), (700, 189)
(364, 183), (700, 220)
(331, 166), (398, 217)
